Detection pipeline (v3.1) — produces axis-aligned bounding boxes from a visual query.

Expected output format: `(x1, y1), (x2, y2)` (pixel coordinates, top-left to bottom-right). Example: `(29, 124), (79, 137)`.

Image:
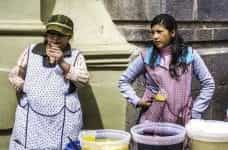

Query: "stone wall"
(104, 0), (228, 125)
(104, 0), (228, 47)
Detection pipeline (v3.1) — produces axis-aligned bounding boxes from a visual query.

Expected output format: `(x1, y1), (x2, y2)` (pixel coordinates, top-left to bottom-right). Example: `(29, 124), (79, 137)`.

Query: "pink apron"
(139, 51), (193, 125)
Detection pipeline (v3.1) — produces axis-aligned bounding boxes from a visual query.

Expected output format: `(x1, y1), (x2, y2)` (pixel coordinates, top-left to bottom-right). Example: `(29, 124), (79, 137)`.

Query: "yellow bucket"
(186, 119), (228, 150)
(79, 129), (130, 150)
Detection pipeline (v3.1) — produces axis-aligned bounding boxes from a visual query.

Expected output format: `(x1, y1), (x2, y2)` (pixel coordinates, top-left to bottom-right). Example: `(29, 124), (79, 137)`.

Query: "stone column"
(0, 0), (44, 131)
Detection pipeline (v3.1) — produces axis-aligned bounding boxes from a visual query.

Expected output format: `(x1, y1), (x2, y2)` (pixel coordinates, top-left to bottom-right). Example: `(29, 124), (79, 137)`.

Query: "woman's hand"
(10, 76), (24, 91)
(46, 43), (71, 74)
(137, 99), (152, 108)
(8, 65), (25, 91)
(46, 44), (64, 64)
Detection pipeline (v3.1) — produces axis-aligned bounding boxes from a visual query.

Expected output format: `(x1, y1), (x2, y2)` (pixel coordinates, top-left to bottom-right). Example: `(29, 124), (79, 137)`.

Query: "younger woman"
(118, 14), (215, 125)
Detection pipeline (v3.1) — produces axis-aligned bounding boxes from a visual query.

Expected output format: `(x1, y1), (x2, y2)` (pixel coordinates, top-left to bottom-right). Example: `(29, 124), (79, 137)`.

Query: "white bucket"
(186, 119), (228, 150)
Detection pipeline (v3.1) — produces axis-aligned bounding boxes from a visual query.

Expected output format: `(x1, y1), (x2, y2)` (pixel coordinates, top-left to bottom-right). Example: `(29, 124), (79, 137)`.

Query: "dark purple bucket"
(130, 122), (186, 150)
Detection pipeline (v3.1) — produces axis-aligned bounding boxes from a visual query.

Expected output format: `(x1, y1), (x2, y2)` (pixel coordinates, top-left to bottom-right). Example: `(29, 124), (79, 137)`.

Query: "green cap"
(46, 14), (74, 36)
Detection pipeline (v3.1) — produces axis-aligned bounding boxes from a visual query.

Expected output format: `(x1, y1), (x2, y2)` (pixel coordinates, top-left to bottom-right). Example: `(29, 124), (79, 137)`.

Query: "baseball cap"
(46, 14), (74, 36)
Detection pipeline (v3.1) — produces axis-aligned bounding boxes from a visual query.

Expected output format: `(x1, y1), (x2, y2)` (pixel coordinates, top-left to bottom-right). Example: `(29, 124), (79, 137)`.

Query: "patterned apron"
(10, 44), (82, 150)
(139, 51), (193, 125)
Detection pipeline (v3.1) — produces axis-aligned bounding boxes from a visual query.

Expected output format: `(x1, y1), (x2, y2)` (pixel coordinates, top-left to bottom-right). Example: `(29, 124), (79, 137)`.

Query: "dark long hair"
(150, 14), (189, 80)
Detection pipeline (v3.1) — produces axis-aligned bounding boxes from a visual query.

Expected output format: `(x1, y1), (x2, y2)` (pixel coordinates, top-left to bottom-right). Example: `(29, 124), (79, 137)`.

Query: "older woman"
(9, 14), (89, 149)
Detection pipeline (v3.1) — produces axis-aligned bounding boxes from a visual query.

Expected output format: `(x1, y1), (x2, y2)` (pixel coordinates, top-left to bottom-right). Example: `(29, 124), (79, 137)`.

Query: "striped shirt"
(9, 46), (89, 90)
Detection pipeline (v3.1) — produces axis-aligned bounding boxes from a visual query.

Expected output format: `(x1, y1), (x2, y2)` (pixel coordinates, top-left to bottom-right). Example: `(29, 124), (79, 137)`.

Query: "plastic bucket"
(130, 122), (186, 150)
(186, 119), (228, 150)
(79, 129), (130, 150)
